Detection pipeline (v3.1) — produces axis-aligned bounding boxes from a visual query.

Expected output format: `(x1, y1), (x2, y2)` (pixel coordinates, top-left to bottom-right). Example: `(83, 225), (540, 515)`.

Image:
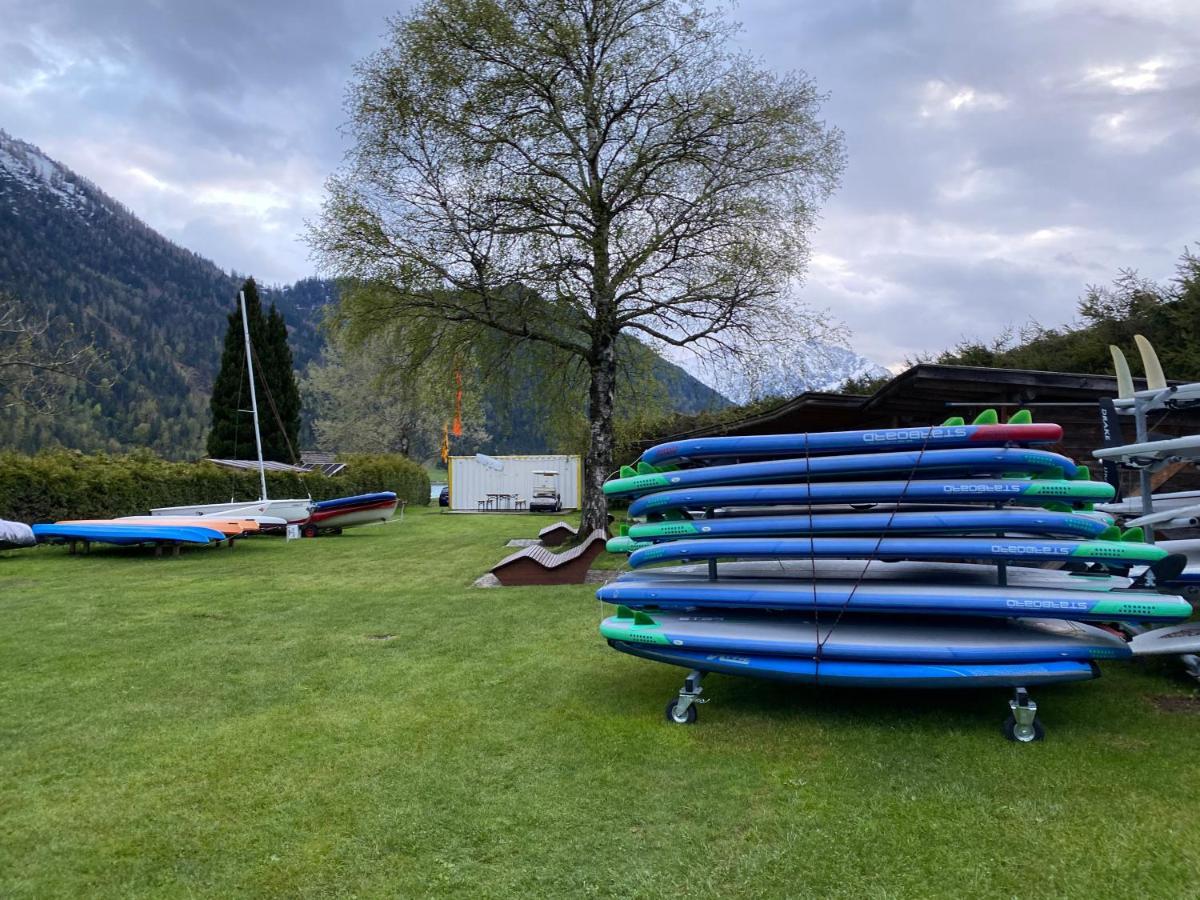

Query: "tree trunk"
(581, 337), (617, 536)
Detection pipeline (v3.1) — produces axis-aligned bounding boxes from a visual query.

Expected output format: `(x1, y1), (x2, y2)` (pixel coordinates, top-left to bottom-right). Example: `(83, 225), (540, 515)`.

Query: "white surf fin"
(1110, 345), (1135, 400)
(1129, 622), (1200, 656)
(1134, 334), (1167, 390)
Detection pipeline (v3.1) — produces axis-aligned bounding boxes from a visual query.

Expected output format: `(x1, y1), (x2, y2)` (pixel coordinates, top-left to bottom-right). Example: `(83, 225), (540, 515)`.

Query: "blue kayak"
(32, 523), (225, 546)
(608, 641), (1099, 688)
(627, 479), (1115, 517)
(627, 509), (1116, 542)
(640, 421), (1063, 467)
(624, 536), (1166, 569)
(605, 448), (1078, 498)
(596, 575), (1192, 623)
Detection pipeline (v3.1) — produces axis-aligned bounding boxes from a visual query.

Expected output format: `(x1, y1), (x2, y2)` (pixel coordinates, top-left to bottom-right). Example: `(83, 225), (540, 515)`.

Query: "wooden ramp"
(538, 521), (579, 546)
(492, 529), (609, 586)
(538, 517), (614, 546)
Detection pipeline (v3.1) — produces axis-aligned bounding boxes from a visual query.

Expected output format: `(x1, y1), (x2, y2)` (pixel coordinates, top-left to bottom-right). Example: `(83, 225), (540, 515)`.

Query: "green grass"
(2, 507), (1199, 897)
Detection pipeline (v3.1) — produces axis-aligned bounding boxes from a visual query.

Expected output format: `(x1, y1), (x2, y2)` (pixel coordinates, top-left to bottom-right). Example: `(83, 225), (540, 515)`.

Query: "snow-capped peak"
(668, 339), (891, 405)
(0, 129), (90, 211)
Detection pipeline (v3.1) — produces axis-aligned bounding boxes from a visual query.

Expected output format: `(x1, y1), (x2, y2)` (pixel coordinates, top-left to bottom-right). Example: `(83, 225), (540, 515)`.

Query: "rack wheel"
(1002, 714), (1045, 743)
(665, 698), (698, 725)
(302, 524), (319, 538)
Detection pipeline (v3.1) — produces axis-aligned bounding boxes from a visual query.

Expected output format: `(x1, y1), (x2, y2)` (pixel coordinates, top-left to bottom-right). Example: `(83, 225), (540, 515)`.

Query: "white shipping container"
(448, 454), (582, 511)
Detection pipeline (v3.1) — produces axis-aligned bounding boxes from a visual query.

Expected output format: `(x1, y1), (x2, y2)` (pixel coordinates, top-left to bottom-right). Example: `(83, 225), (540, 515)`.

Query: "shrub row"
(0, 450), (430, 523)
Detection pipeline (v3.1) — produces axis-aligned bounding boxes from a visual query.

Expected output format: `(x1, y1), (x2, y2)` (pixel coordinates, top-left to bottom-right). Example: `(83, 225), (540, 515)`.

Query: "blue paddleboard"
(605, 447), (1078, 497)
(640, 421), (1063, 467)
(596, 575), (1192, 623)
(627, 479), (1115, 517)
(628, 509), (1115, 542)
(601, 610), (1132, 663)
(625, 537), (1165, 569)
(607, 641), (1099, 688)
(32, 523), (225, 546)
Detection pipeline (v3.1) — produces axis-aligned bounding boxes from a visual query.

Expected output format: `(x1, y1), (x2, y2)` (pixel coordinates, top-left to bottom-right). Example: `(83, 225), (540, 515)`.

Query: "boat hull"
(150, 499), (312, 525)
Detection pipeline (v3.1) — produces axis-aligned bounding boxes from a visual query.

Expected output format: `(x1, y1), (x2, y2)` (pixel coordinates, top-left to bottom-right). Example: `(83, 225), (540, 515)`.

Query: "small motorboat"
(301, 492), (399, 537)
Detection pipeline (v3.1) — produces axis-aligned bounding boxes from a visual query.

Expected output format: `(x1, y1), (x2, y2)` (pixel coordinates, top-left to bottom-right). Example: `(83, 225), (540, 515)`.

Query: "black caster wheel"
(1002, 715), (1045, 743)
(665, 698), (698, 725)
(332, 528), (344, 535)
(301, 525), (319, 538)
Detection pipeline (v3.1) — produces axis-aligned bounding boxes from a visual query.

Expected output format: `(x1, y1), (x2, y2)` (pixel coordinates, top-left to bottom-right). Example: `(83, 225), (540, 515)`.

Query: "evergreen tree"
(262, 304), (302, 460)
(206, 278), (302, 461)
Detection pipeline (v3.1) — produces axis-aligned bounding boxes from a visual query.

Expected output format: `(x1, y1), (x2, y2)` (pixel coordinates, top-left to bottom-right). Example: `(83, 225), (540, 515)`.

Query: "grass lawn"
(2, 507), (1199, 897)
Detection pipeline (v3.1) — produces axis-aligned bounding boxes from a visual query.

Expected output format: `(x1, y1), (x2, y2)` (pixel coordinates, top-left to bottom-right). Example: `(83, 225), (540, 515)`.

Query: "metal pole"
(1134, 398), (1154, 543)
(239, 291), (269, 503)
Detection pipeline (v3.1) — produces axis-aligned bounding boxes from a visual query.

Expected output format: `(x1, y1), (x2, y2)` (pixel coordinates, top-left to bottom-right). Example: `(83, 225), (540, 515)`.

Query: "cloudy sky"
(2, 0), (1198, 367)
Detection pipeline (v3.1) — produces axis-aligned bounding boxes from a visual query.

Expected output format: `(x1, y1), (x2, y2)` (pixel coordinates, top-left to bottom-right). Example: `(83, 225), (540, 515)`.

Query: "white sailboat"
(152, 290), (314, 525)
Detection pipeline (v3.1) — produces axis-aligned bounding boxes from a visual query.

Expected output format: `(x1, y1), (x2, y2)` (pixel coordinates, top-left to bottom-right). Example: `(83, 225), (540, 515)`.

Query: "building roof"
(636, 363), (1178, 448)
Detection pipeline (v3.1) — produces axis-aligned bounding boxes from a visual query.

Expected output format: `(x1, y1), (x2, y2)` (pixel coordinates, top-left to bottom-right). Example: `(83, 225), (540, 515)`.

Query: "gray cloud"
(1, 0), (1197, 364)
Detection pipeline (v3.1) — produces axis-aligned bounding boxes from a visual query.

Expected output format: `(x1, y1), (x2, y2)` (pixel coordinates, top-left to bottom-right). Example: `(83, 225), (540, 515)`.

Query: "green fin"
(1098, 525), (1122, 542)
(619, 524), (630, 536)
(941, 416), (966, 427)
(1073, 465), (1092, 481)
(658, 464), (679, 472)
(619, 465), (636, 479)
(1045, 502), (1073, 513)
(636, 461), (658, 475)
(615, 605), (635, 620)
(633, 611), (656, 626)
(972, 409), (999, 425)
(1122, 526), (1145, 544)
(1007, 409), (1033, 425)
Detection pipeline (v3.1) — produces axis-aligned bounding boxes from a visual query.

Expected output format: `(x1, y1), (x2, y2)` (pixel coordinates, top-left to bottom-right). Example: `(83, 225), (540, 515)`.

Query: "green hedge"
(0, 450), (430, 523)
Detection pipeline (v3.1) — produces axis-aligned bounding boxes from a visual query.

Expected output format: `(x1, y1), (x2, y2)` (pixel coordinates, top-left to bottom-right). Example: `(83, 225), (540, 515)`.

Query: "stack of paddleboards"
(31, 515), (268, 554)
(599, 410), (1199, 740)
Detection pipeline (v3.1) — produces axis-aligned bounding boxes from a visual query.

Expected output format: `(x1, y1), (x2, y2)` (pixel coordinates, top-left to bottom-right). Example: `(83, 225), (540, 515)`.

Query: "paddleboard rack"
(1105, 337), (1200, 543)
(1098, 337), (1200, 685)
(658, 495), (1065, 740)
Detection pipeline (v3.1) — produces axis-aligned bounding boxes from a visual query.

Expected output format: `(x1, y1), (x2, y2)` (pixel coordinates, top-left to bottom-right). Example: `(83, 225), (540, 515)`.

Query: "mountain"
(670, 340), (890, 405)
(0, 130), (726, 458)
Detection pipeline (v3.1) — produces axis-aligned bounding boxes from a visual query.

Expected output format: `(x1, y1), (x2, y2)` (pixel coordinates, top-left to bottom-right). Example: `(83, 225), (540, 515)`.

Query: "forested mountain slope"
(0, 131), (729, 458)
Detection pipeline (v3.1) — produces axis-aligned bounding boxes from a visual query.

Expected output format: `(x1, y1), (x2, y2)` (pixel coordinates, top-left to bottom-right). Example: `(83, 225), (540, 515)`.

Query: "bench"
(490, 529), (609, 586)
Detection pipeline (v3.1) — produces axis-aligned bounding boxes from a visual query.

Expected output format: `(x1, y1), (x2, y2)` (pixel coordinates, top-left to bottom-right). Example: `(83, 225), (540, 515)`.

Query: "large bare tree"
(312, 0), (845, 531)
(0, 295), (107, 413)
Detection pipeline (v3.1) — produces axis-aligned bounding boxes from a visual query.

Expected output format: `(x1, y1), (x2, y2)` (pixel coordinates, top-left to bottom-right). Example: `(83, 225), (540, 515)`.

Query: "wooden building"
(637, 364), (1200, 495)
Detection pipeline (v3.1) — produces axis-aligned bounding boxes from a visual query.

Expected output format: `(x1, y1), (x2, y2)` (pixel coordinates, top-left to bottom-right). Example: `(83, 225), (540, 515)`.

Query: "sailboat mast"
(239, 290), (269, 503)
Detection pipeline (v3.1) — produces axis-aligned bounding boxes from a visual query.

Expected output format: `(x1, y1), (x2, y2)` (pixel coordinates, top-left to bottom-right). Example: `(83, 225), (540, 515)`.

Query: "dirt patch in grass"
(1150, 694), (1200, 714)
(366, 633), (396, 641)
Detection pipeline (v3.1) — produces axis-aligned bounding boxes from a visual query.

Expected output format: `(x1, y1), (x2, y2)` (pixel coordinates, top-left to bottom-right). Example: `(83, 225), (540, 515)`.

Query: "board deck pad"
(596, 574), (1192, 623)
(624, 537), (1166, 569)
(627, 479), (1115, 517)
(608, 641), (1100, 688)
(606, 448), (1079, 497)
(639, 420), (1063, 468)
(628, 509), (1117, 542)
(601, 609), (1133, 662)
